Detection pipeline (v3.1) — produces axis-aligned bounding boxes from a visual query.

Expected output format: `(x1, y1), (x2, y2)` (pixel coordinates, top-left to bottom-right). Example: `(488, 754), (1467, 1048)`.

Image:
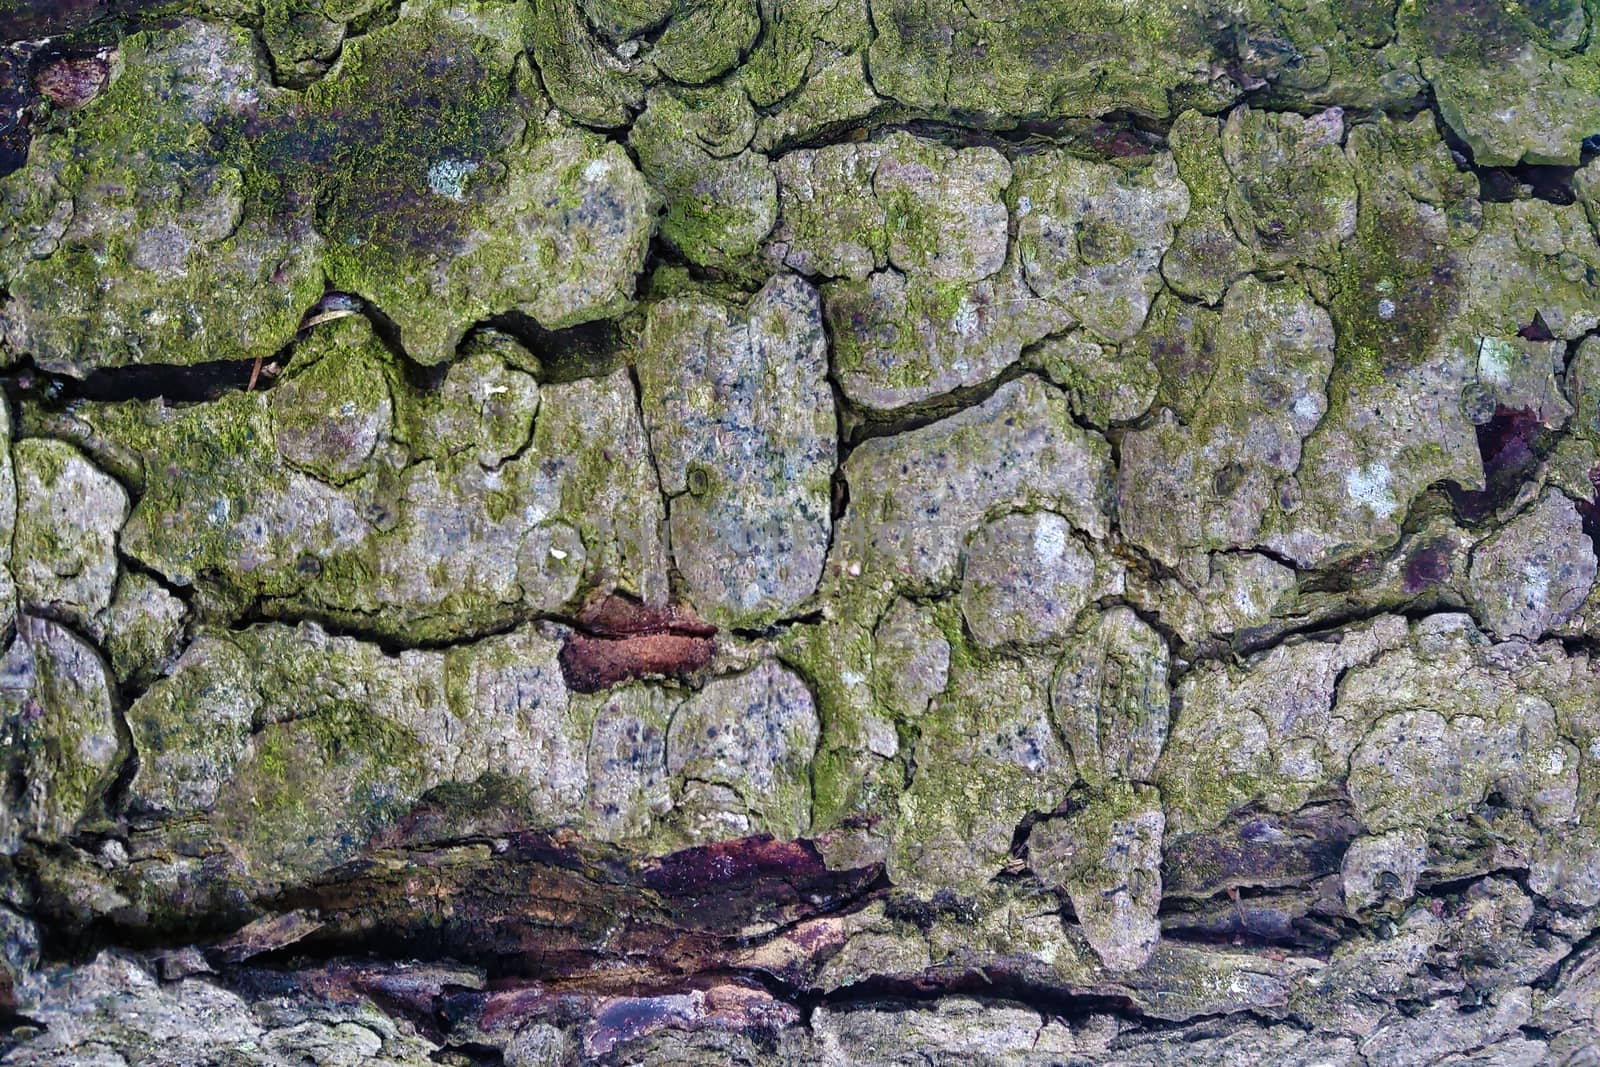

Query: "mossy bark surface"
(2, 0), (1600, 1064)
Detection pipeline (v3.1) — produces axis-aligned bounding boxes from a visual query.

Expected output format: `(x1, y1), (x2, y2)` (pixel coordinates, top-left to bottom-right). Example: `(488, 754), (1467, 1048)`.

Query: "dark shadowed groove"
(474, 313), (626, 384)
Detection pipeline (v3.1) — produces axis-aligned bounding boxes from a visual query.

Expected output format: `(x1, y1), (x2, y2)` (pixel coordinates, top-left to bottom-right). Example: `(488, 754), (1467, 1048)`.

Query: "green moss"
(1332, 214), (1460, 375)
(828, 276), (986, 395)
(807, 746), (855, 827)
(867, 0), (1219, 122)
(737, 9), (813, 108)
(1401, 0), (1595, 165)
(254, 736), (288, 780)
(528, 0), (644, 126)
(1407, 0), (1528, 62)
(1221, 108), (1357, 269)
(778, 584), (900, 829)
(1324, 118), (1474, 416)
(53, 25), (238, 182)
(260, 0), (344, 83)
(1327, 0), (1402, 46)
(659, 186), (769, 263)
(301, 551), (377, 606)
(240, 12), (522, 267)
(578, 0), (673, 39)
(18, 622), (125, 840)
(80, 393), (291, 604)
(650, 0), (759, 85)
(270, 319), (396, 484)
(630, 86), (774, 270)
(882, 185), (939, 267)
(3, 7), (634, 370)
(217, 702), (426, 881)
(883, 638), (1074, 893)
(0, 20), (326, 368)
(1159, 761), (1272, 837)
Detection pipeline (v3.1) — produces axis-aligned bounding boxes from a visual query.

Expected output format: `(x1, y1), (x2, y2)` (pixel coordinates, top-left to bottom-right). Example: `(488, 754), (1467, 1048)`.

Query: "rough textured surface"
(2, 0), (1600, 1063)
(77, 316), (666, 643)
(959, 511), (1095, 648)
(12, 439), (127, 623)
(0, 8), (657, 373)
(1014, 151), (1188, 342)
(1119, 277), (1336, 570)
(797, 132), (1066, 414)
(1467, 487), (1597, 639)
(635, 275), (834, 628)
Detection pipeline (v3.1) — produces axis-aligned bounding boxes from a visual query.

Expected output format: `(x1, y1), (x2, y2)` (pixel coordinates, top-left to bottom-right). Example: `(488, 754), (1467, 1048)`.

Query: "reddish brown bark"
(559, 594), (717, 693)
(268, 831), (881, 985)
(33, 54), (109, 109)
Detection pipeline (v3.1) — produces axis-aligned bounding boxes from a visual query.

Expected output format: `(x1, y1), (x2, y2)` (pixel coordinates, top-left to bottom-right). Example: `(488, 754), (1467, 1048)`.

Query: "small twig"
(247, 354), (263, 392)
(300, 307), (357, 330)
(1227, 885), (1249, 942)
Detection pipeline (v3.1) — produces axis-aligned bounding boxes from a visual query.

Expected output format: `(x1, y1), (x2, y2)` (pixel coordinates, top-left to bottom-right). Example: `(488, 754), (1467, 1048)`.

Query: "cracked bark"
(3, 0), (1600, 1064)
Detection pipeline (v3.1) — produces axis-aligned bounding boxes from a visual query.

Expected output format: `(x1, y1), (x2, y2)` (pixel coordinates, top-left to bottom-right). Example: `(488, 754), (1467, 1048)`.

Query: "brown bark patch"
(274, 831), (881, 985)
(33, 53), (109, 110)
(559, 594), (717, 693)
